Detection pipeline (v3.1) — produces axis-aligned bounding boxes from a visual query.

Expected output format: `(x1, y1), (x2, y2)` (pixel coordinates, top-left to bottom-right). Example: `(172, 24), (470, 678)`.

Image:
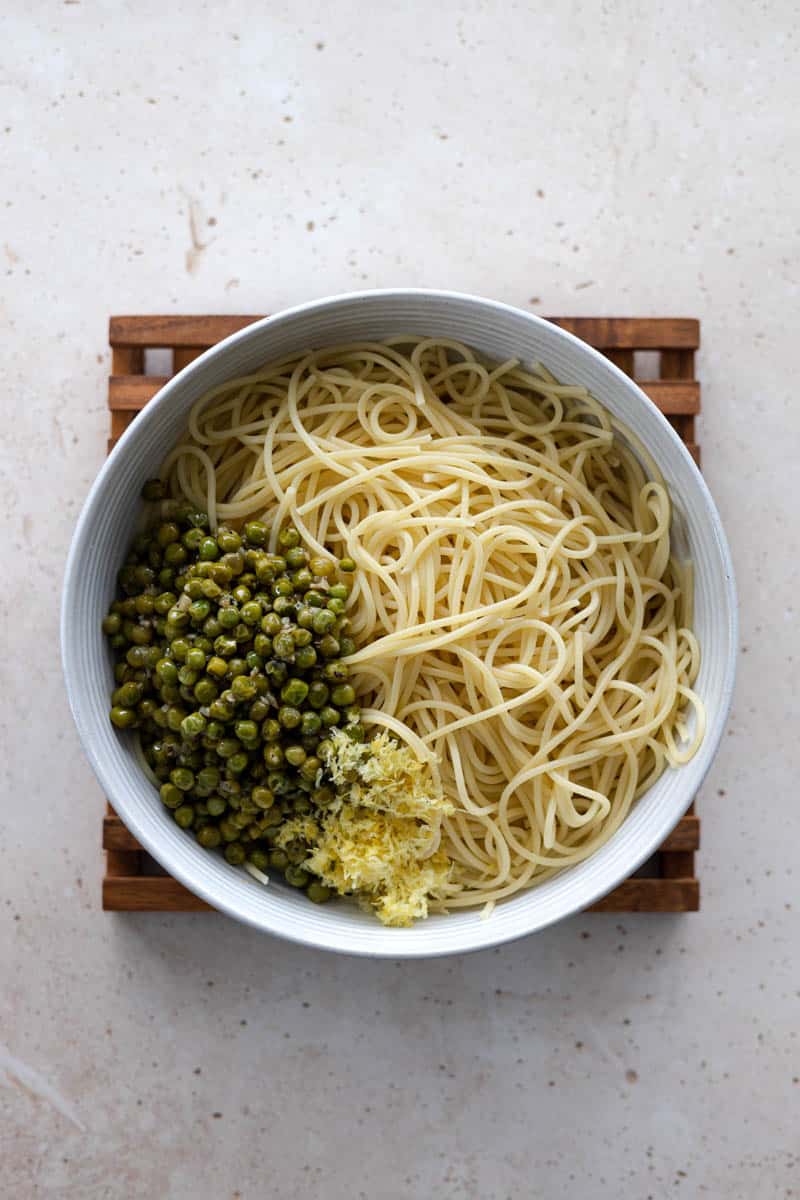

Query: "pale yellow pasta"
(163, 338), (704, 910)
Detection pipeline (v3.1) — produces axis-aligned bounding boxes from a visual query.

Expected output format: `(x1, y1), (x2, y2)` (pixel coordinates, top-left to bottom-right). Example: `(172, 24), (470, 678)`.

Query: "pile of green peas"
(102, 479), (362, 905)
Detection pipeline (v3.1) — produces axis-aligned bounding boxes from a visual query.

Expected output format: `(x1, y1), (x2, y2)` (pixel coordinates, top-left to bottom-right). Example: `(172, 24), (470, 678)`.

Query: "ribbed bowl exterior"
(62, 291), (737, 957)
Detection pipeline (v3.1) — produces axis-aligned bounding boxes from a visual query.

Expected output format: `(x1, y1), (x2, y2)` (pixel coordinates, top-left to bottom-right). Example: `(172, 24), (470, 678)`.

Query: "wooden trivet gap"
(103, 314), (701, 914)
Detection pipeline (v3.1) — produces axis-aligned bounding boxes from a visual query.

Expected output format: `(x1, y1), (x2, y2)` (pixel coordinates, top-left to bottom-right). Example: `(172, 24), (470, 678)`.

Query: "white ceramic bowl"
(62, 290), (737, 957)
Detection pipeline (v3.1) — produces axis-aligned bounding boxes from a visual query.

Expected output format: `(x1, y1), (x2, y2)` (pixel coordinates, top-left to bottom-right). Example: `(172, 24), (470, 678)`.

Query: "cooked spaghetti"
(161, 337), (704, 912)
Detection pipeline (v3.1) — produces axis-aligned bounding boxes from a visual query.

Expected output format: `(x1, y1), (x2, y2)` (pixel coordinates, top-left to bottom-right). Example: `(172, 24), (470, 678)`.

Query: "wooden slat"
(110, 315), (700, 352)
(109, 375), (170, 409)
(108, 377), (699, 416)
(110, 315), (262, 348)
(638, 380), (699, 414)
(103, 875), (212, 912)
(173, 347), (204, 371)
(589, 878), (699, 912)
(105, 849), (141, 877)
(659, 850), (696, 879)
(660, 347), (696, 380)
(103, 812), (699, 856)
(103, 874), (699, 913)
(549, 317), (699, 350)
(111, 345), (144, 374)
(605, 348), (634, 374)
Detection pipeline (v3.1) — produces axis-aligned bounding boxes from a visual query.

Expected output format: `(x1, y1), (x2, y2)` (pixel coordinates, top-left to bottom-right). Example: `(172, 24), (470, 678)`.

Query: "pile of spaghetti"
(162, 337), (704, 918)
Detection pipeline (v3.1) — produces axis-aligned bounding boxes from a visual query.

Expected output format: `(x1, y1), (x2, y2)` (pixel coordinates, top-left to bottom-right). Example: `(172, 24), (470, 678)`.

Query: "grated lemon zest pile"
(304, 729), (454, 926)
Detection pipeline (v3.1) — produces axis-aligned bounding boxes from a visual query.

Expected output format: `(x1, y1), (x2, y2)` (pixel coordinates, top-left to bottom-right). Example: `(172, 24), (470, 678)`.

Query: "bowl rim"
(62, 288), (737, 956)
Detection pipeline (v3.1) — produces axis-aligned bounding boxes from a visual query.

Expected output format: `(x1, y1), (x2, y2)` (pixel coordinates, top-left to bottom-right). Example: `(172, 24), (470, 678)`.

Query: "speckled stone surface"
(2, 3), (798, 1197)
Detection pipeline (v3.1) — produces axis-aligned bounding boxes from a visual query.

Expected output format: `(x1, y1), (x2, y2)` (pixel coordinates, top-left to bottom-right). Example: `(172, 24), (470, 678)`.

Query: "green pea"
(307, 881), (332, 903)
(331, 683), (356, 707)
(240, 601), (262, 626)
(285, 745), (306, 767)
(231, 584), (250, 605)
(207, 795), (227, 817)
(231, 675), (257, 701)
(196, 766), (220, 792)
(339, 636), (356, 657)
(311, 608), (336, 635)
(322, 660), (349, 681)
(327, 597), (346, 615)
(224, 842), (247, 865)
(252, 786), (275, 810)
(203, 616), (223, 639)
(244, 850), (267, 874)
(158, 567), (175, 589)
(183, 527), (204, 552)
(177, 665), (198, 688)
(317, 635), (339, 659)
(319, 706), (340, 728)
(180, 712), (206, 738)
(164, 706), (184, 731)
(218, 606), (240, 630)
(285, 865), (310, 888)
(281, 678), (309, 706)
(125, 646), (149, 668)
(163, 542), (188, 566)
(109, 706), (136, 729)
(153, 589), (177, 615)
(242, 520), (267, 546)
(160, 783), (183, 809)
(301, 711), (322, 737)
(248, 698), (270, 723)
(296, 606), (314, 629)
(217, 528), (242, 553)
(278, 706), (302, 729)
(253, 634), (273, 658)
(102, 612), (122, 636)
(265, 660), (288, 686)
(312, 785), (335, 806)
(299, 756), (321, 781)
(263, 743), (285, 768)
(293, 646), (316, 670)
(206, 656), (228, 678)
(173, 804), (194, 829)
(227, 658), (248, 678)
(193, 677), (218, 705)
(196, 825), (221, 848)
(157, 522), (180, 547)
(285, 546), (308, 569)
(213, 635), (237, 658)
(197, 537), (218, 561)
(219, 818), (239, 843)
(187, 599), (209, 624)
(204, 720), (224, 741)
(339, 557), (356, 572)
(307, 682), (329, 709)
(261, 612), (282, 636)
(273, 632), (296, 660)
(216, 738), (242, 759)
(273, 596), (296, 618)
(245, 651), (264, 673)
(278, 527), (300, 549)
(235, 719), (258, 742)
(114, 681), (143, 707)
(261, 718), (281, 742)
(227, 753), (249, 774)
(329, 583), (349, 601)
(170, 767), (195, 791)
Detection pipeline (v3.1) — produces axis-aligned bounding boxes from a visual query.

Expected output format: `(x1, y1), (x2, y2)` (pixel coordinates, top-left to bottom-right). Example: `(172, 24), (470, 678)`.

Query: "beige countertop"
(2, 2), (798, 1196)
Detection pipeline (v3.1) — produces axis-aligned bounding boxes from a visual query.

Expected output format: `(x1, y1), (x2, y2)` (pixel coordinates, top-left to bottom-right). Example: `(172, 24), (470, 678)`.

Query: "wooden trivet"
(103, 314), (701, 913)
